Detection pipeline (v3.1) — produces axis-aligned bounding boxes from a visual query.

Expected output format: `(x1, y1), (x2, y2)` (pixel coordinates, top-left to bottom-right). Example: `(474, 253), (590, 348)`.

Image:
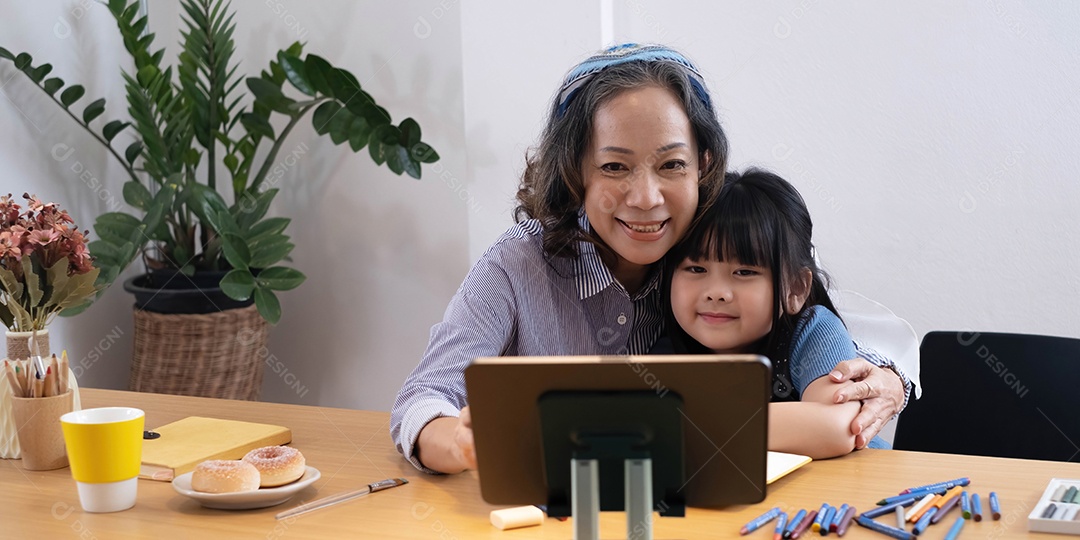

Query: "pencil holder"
(1, 360), (82, 459)
(10, 391), (74, 470)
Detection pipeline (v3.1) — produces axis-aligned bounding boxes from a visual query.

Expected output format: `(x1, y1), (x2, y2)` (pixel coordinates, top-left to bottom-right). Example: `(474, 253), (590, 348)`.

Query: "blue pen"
(960, 491), (971, 519)
(819, 506), (836, 536)
(943, 515), (965, 540)
(785, 509), (807, 539)
(774, 512), (788, 540)
(855, 515), (915, 540)
(989, 492), (1001, 520)
(830, 504), (849, 532)
(913, 506), (937, 536)
(741, 507), (781, 535)
(812, 504), (830, 532)
(972, 493), (983, 522)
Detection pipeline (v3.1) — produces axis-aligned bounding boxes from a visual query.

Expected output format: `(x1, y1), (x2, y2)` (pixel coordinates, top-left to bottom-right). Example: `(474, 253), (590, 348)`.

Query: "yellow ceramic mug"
(60, 407), (144, 513)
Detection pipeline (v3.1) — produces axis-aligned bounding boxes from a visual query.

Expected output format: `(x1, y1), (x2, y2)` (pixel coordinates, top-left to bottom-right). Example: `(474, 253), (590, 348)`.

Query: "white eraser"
(490, 505), (544, 530)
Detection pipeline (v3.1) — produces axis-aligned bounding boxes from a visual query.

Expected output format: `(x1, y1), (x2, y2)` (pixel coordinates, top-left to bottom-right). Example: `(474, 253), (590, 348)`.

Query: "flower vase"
(2, 329), (82, 460)
(6, 330), (51, 360)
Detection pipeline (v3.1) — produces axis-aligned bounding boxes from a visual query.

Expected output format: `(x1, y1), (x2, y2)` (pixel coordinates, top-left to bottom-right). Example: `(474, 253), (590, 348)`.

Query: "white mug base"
(76, 477), (137, 513)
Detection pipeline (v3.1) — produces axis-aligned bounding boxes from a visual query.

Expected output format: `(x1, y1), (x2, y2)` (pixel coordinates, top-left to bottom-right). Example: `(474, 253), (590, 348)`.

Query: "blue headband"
(555, 43), (712, 118)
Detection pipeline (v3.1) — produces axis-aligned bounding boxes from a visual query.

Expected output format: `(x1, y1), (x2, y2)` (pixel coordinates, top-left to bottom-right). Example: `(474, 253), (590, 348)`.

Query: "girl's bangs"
(683, 187), (777, 269)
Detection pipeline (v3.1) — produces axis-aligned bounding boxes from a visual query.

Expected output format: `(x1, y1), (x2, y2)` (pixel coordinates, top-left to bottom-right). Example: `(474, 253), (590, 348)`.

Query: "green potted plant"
(0, 0), (438, 399)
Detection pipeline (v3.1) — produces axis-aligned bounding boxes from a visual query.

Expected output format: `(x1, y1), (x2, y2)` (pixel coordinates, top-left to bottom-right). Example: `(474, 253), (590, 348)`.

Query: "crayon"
(943, 516), (965, 540)
(1072, 507), (1080, 521)
(1066, 487), (1078, 503)
(960, 491), (971, 519)
(836, 506), (856, 537)
(906, 494), (936, 522)
(878, 487), (948, 507)
(913, 507), (937, 536)
(1041, 503), (1056, 519)
(785, 509), (808, 539)
(791, 510), (818, 540)
(1053, 485), (1068, 502)
(899, 477), (970, 495)
(988, 492), (1001, 520)
(1065, 507), (1079, 521)
(931, 495), (961, 525)
(774, 512), (788, 540)
(937, 486), (964, 508)
(895, 505), (905, 529)
(812, 504), (830, 532)
(862, 498), (917, 520)
(830, 504), (849, 532)
(741, 507), (781, 535)
(818, 506), (836, 535)
(855, 515), (915, 540)
(1072, 487), (1080, 504)
(971, 493), (983, 522)
(908, 494), (941, 523)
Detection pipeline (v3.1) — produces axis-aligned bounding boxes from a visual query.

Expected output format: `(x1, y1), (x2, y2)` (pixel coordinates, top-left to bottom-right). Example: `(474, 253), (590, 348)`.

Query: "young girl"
(664, 168), (879, 459)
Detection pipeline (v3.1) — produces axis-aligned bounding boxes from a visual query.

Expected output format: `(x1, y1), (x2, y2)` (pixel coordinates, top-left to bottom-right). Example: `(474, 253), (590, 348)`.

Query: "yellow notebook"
(766, 451), (812, 484)
(140, 416), (292, 481)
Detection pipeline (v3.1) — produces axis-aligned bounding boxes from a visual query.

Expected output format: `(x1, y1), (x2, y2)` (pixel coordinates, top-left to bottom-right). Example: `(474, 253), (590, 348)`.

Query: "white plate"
(172, 466), (321, 510)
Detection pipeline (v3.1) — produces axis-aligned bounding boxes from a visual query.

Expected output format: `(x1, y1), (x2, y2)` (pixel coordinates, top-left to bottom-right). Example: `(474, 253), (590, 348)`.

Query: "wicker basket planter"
(124, 272), (269, 400)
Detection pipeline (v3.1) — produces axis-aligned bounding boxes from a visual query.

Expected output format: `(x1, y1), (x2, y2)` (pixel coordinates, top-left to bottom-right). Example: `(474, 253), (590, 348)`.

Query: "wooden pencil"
(4, 361), (21, 396)
(58, 352), (69, 391)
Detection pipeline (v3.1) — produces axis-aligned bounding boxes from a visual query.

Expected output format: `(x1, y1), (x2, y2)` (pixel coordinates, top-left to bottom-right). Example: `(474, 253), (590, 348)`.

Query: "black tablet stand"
(539, 391), (686, 540)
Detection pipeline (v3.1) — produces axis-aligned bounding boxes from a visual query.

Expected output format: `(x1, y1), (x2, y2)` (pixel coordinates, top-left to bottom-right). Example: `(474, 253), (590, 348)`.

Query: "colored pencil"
(878, 487), (947, 507)
(989, 492), (1001, 520)
(909, 494), (941, 522)
(836, 506), (856, 537)
(741, 507), (781, 535)
(774, 511), (788, 540)
(791, 510), (818, 540)
(899, 477), (970, 495)
(812, 504), (830, 532)
(855, 516), (915, 540)
(913, 507), (937, 536)
(863, 498), (917, 520)
(830, 504), (849, 532)
(943, 516), (965, 540)
(785, 509), (807, 539)
(931, 495), (961, 524)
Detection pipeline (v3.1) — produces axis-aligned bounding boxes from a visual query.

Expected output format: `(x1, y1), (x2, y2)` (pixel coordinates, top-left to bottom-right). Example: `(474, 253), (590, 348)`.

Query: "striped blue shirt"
(390, 218), (912, 472)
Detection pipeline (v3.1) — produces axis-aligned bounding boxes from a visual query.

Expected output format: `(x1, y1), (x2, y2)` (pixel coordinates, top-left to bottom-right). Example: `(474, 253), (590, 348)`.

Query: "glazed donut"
(191, 460), (261, 493)
(243, 446), (306, 487)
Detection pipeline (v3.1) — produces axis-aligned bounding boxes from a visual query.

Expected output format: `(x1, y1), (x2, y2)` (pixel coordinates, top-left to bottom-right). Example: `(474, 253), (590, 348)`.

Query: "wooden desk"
(0, 389), (1069, 538)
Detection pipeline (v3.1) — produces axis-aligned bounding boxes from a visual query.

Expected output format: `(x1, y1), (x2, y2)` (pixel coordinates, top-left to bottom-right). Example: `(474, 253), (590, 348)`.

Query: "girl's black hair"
(661, 168), (841, 400)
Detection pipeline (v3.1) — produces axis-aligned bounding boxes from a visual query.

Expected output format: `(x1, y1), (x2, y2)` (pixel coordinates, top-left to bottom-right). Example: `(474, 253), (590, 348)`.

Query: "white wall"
(609, 1), (1080, 341)
(2, 1), (1078, 412)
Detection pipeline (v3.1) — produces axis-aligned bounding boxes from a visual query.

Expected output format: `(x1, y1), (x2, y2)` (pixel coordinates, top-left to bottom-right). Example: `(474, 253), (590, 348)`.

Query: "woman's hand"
(453, 406), (478, 470)
(828, 359), (905, 448)
(416, 407), (477, 473)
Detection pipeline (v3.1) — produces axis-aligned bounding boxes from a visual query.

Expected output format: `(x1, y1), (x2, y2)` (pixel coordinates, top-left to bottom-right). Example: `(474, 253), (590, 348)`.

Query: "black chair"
(894, 331), (1080, 461)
